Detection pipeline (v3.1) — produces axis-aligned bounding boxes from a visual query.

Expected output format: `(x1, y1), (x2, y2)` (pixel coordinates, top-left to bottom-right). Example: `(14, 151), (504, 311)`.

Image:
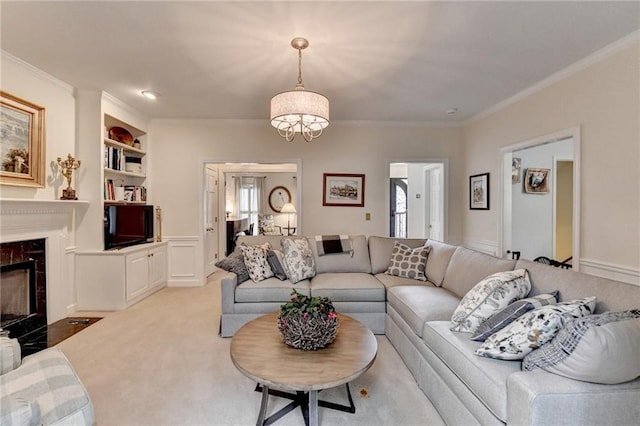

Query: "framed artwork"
(268, 185), (292, 212)
(0, 91), (45, 187)
(469, 173), (489, 210)
(512, 157), (521, 184)
(322, 173), (365, 207)
(524, 168), (550, 194)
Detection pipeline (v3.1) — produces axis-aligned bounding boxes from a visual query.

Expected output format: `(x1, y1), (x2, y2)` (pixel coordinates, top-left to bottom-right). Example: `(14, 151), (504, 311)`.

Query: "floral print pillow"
(281, 238), (316, 284)
(239, 243), (274, 283)
(475, 296), (596, 360)
(450, 269), (531, 333)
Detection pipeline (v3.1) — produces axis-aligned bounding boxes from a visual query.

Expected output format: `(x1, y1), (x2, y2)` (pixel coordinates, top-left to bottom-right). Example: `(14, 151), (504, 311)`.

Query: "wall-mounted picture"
(524, 168), (550, 194)
(0, 91), (45, 187)
(323, 173), (365, 207)
(469, 173), (489, 210)
(268, 185), (292, 212)
(512, 157), (521, 184)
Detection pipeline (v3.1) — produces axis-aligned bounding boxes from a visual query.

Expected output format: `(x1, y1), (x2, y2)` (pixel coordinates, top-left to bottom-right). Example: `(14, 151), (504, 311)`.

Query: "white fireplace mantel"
(1, 198), (89, 215)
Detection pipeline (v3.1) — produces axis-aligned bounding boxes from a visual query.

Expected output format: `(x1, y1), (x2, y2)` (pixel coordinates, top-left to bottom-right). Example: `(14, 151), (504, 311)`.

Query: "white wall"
(150, 120), (464, 241)
(463, 42), (639, 283)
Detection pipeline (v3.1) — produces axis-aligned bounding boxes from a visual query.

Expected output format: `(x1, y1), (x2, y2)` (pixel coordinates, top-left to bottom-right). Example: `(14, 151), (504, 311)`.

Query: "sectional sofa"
(219, 234), (640, 425)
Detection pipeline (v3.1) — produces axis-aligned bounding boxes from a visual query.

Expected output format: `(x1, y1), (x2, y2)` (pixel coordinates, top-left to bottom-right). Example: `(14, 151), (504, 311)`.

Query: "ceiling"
(1, 1), (638, 123)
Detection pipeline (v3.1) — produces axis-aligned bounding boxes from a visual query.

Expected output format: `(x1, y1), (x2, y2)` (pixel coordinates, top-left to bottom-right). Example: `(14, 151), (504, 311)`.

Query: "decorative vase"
(277, 314), (339, 351)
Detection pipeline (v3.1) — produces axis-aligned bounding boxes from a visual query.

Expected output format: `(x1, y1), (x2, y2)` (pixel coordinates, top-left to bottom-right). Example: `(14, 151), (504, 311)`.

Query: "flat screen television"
(104, 205), (154, 250)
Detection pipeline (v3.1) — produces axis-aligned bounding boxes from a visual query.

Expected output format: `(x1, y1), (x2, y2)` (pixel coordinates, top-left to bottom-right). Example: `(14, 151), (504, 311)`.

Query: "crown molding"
(1, 50), (74, 94)
(465, 30), (640, 126)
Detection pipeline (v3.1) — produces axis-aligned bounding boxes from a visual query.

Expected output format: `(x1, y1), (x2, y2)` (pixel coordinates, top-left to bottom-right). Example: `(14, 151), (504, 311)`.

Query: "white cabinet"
(76, 242), (168, 310)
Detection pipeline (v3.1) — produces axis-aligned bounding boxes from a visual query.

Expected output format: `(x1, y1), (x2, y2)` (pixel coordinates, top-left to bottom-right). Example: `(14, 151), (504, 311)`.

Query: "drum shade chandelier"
(270, 38), (329, 143)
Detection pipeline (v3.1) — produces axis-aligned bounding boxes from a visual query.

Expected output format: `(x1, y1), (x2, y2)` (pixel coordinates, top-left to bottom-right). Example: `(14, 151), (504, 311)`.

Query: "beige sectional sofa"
(219, 234), (640, 425)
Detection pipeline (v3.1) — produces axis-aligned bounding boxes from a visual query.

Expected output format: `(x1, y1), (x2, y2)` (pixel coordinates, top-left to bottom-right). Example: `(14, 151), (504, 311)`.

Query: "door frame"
(386, 159), (448, 242)
(499, 126), (581, 270)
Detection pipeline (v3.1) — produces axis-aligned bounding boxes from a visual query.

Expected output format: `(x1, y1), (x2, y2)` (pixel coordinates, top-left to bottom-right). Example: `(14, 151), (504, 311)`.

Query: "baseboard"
(579, 259), (639, 286)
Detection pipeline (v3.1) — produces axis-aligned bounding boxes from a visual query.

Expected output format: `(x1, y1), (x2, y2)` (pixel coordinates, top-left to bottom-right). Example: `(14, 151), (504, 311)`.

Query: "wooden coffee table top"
(230, 312), (377, 392)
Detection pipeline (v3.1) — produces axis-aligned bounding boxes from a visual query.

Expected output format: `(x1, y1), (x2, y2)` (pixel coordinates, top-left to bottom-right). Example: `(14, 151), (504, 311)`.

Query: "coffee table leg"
(257, 384), (269, 426)
(309, 390), (318, 426)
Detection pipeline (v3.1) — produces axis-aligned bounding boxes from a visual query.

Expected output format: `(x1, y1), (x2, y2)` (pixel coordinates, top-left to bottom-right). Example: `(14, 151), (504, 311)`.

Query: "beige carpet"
(58, 272), (445, 426)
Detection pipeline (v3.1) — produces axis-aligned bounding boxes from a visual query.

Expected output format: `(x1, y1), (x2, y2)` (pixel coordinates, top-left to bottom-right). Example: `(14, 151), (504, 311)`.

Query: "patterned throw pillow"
(471, 292), (559, 341)
(475, 296), (596, 360)
(450, 269), (531, 333)
(522, 310), (640, 384)
(239, 243), (274, 283)
(214, 249), (250, 284)
(281, 238), (316, 284)
(385, 241), (431, 281)
(266, 249), (287, 281)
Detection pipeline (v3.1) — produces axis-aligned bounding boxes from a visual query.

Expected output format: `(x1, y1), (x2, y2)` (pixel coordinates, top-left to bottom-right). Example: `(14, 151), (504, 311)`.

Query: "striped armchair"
(0, 336), (94, 425)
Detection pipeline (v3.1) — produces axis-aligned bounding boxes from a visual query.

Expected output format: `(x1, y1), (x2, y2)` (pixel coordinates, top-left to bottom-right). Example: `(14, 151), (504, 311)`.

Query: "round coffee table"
(230, 312), (377, 426)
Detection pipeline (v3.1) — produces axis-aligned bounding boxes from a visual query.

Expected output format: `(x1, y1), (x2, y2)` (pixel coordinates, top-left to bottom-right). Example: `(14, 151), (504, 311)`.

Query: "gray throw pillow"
(267, 249), (287, 281)
(215, 250), (249, 284)
(471, 291), (558, 341)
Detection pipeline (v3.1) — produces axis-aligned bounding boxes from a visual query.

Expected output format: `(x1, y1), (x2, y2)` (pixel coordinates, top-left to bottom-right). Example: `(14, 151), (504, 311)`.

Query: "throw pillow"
(266, 249), (288, 281)
(522, 310), (640, 384)
(475, 296), (596, 360)
(239, 243), (274, 283)
(471, 292), (559, 341)
(281, 238), (316, 284)
(385, 241), (431, 281)
(450, 269), (531, 333)
(214, 249), (250, 284)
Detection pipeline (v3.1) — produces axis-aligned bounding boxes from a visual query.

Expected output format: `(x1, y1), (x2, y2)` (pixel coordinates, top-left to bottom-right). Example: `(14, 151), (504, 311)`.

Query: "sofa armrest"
(220, 272), (238, 314)
(507, 370), (640, 426)
(0, 335), (22, 374)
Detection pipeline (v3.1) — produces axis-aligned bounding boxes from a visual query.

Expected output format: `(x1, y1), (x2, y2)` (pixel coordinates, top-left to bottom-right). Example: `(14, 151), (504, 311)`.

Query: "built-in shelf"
(104, 200), (147, 206)
(103, 138), (145, 155)
(104, 168), (145, 178)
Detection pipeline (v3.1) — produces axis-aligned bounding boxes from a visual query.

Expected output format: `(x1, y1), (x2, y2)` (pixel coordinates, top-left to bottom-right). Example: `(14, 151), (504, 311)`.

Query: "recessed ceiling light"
(446, 108), (458, 115)
(141, 90), (160, 100)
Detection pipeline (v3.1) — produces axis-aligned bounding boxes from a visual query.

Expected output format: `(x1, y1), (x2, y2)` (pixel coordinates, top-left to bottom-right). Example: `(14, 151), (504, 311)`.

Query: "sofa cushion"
(240, 243), (274, 282)
(215, 249), (250, 284)
(281, 237), (316, 284)
(310, 273), (384, 302)
(236, 278), (310, 303)
(385, 241), (430, 281)
(523, 310), (640, 384)
(442, 247), (516, 298)
(266, 249), (287, 281)
(471, 292), (559, 341)
(475, 297), (597, 360)
(424, 239), (458, 287)
(422, 321), (520, 422)
(0, 336), (21, 375)
(387, 286), (460, 337)
(0, 348), (94, 425)
(368, 236), (428, 274)
(308, 235), (372, 274)
(374, 272), (435, 290)
(450, 269), (531, 333)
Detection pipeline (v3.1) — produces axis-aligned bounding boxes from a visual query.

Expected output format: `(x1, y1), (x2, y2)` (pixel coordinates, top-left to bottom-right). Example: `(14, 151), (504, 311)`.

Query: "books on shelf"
(104, 146), (142, 172)
(104, 178), (146, 202)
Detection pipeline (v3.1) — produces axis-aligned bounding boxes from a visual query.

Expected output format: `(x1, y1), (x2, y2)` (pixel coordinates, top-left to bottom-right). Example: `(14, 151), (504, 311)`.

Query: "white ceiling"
(1, 1), (638, 123)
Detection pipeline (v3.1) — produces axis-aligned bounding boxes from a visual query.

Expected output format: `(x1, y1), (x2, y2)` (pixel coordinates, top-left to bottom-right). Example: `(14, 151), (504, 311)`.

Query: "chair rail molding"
(580, 259), (640, 287)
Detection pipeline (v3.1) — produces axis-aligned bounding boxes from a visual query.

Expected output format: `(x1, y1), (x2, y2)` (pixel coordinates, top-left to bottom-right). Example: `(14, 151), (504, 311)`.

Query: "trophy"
(57, 154), (81, 200)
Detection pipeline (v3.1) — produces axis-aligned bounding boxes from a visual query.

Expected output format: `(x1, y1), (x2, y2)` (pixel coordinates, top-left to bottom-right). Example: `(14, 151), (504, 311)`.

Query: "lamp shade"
(270, 90), (329, 131)
(280, 202), (297, 214)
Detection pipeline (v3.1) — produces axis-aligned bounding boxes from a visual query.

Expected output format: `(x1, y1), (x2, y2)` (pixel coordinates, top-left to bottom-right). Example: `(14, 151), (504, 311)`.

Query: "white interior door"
(204, 165), (219, 276)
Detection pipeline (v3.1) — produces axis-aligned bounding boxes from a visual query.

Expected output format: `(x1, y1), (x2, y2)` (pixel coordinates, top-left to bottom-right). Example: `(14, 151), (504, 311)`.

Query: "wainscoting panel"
(580, 259), (640, 286)
(166, 237), (203, 287)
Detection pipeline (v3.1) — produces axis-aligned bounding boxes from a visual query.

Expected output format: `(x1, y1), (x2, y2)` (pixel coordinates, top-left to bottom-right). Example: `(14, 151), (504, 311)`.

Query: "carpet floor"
(57, 272), (445, 426)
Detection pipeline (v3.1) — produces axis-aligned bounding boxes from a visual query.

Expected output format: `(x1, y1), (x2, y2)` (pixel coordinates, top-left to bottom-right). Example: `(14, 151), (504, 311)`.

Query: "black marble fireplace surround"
(0, 238), (48, 354)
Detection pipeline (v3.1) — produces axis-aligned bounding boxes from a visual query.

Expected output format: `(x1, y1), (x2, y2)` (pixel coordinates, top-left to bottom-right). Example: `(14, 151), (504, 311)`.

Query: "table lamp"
(280, 203), (296, 235)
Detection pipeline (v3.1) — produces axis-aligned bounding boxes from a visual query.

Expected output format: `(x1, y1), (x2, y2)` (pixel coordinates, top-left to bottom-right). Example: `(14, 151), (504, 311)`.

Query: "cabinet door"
(126, 250), (149, 301)
(148, 245), (167, 288)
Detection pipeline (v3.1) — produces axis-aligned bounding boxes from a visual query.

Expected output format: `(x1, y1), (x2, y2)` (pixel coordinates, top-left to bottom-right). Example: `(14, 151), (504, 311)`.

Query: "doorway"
(500, 127), (580, 269)
(388, 161), (446, 240)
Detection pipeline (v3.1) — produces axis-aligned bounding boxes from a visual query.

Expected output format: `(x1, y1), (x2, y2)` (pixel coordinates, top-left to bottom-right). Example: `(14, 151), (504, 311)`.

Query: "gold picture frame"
(0, 91), (45, 187)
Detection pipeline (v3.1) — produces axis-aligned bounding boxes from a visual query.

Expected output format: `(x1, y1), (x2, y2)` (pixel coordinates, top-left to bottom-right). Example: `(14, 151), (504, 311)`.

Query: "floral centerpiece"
(277, 289), (339, 351)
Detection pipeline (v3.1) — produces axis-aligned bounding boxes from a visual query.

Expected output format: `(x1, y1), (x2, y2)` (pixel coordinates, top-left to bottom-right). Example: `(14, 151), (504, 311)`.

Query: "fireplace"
(0, 238), (47, 344)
